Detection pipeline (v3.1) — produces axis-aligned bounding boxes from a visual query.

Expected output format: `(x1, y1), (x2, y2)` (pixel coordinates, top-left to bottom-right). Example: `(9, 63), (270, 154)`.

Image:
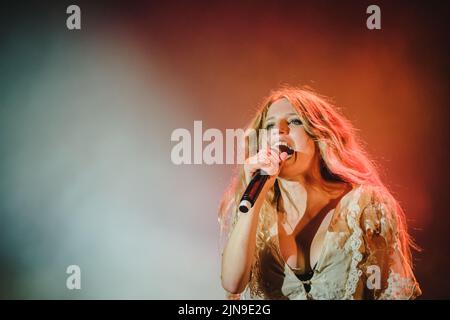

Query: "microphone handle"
(238, 169), (269, 213)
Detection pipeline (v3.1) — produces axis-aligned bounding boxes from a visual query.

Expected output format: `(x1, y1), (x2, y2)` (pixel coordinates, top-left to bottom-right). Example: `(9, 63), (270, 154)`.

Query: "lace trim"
(378, 270), (418, 300)
(343, 187), (363, 299)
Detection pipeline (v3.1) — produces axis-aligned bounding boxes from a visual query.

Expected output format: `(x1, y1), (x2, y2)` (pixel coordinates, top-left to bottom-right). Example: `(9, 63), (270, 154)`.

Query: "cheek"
(292, 130), (316, 170)
(291, 129), (314, 153)
(283, 132), (316, 173)
(297, 139), (316, 166)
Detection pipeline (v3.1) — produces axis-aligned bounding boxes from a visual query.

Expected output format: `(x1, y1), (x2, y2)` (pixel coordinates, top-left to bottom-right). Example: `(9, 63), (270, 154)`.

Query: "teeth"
(275, 142), (290, 148)
(272, 142), (294, 155)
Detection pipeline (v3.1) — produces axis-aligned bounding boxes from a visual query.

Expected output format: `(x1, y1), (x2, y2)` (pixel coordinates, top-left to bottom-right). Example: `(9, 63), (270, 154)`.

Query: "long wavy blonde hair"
(218, 86), (417, 292)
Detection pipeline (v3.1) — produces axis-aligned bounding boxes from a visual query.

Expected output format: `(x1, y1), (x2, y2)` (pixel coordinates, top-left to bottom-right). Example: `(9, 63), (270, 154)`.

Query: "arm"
(220, 178), (274, 294)
(220, 148), (285, 294)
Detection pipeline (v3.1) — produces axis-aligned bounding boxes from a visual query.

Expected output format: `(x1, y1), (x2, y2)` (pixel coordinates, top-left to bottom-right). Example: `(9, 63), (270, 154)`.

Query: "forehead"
(266, 98), (297, 118)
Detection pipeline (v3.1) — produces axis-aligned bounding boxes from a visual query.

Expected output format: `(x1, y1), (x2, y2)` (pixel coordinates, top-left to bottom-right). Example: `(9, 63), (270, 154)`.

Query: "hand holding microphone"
(240, 144), (294, 213)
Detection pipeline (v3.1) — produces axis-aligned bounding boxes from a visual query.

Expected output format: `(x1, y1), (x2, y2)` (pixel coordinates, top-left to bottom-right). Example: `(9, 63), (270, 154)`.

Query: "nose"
(277, 119), (289, 134)
(269, 120), (289, 143)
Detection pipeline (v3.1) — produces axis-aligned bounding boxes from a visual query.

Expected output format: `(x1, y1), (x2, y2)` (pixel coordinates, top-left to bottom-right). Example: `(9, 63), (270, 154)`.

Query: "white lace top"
(224, 184), (421, 300)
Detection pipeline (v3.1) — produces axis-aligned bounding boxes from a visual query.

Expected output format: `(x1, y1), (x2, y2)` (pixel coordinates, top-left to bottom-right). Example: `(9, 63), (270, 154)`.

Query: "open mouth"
(274, 143), (294, 156)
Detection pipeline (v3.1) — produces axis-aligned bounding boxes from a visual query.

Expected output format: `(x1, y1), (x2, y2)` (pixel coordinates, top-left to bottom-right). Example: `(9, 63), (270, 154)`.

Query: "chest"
(277, 208), (334, 273)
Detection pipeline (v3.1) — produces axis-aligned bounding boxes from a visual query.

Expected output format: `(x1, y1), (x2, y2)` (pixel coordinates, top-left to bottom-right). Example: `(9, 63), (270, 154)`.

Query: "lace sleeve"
(359, 187), (421, 300)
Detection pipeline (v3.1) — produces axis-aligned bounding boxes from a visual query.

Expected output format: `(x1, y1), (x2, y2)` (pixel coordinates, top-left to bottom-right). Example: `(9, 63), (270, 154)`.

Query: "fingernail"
(280, 152), (287, 160)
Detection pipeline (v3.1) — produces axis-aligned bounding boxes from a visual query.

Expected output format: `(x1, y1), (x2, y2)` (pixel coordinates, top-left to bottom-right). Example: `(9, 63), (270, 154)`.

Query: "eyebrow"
(265, 112), (299, 122)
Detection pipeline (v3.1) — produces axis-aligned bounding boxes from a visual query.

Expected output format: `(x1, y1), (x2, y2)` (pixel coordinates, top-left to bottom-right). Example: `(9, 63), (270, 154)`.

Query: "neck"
(278, 157), (350, 223)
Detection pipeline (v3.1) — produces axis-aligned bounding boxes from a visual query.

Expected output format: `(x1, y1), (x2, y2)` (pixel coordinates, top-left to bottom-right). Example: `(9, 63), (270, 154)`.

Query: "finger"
(266, 149), (281, 164)
(256, 153), (270, 165)
(262, 162), (278, 176)
(247, 152), (264, 165)
(264, 155), (280, 175)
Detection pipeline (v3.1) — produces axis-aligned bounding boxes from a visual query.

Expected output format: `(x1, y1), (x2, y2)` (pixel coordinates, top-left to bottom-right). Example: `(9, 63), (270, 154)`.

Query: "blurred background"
(0, 0), (449, 299)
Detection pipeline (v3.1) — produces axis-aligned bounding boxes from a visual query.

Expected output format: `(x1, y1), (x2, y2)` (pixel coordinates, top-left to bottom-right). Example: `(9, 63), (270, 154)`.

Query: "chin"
(278, 169), (299, 181)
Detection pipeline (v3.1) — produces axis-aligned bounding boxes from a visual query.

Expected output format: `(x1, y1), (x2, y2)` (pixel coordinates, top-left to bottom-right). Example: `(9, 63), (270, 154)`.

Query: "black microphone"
(238, 145), (294, 213)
